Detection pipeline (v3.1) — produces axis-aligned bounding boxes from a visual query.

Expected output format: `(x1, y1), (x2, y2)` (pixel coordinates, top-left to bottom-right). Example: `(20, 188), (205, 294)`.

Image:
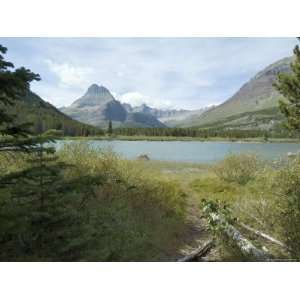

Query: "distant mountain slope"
(125, 112), (167, 128)
(195, 107), (284, 131)
(126, 103), (192, 121)
(123, 103), (211, 127)
(161, 107), (214, 127)
(1, 91), (100, 136)
(61, 84), (166, 128)
(183, 56), (293, 128)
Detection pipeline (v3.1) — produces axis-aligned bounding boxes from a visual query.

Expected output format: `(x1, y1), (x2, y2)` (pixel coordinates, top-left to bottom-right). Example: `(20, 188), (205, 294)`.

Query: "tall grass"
(192, 153), (300, 260)
(57, 142), (187, 261)
(3, 142), (300, 261)
(273, 156), (300, 257)
(212, 153), (262, 185)
(0, 142), (187, 261)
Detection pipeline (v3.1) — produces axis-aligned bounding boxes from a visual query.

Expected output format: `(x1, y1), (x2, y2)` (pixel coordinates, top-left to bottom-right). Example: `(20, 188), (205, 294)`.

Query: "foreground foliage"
(275, 156), (300, 257)
(0, 43), (187, 261)
(0, 143), (187, 261)
(191, 153), (300, 260)
(275, 45), (300, 134)
(212, 154), (262, 185)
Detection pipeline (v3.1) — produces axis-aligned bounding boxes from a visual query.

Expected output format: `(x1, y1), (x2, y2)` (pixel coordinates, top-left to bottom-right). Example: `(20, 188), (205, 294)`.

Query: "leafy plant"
(212, 153), (262, 185)
(273, 155), (300, 257)
(274, 45), (300, 134)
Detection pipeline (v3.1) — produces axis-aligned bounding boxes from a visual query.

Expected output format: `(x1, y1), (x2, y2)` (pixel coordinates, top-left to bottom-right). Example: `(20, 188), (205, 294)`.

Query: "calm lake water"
(56, 140), (300, 163)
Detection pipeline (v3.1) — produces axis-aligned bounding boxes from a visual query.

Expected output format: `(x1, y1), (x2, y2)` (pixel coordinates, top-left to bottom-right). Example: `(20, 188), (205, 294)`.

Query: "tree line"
(112, 126), (296, 139)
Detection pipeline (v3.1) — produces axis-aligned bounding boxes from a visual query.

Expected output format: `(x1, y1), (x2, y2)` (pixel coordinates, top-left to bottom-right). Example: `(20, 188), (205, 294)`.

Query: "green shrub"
(213, 154), (262, 185)
(0, 142), (187, 261)
(57, 142), (187, 261)
(274, 155), (300, 257)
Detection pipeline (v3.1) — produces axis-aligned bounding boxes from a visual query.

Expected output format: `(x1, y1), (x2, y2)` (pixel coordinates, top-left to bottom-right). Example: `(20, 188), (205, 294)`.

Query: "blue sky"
(0, 37), (298, 109)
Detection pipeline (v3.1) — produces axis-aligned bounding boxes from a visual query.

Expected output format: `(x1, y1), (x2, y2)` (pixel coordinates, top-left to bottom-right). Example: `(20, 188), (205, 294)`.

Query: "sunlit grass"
(56, 142), (188, 261)
(2, 141), (299, 261)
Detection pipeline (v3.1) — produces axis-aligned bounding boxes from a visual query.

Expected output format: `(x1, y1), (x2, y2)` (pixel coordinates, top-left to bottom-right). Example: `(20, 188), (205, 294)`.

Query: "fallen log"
(238, 222), (288, 250)
(206, 211), (272, 261)
(178, 240), (214, 262)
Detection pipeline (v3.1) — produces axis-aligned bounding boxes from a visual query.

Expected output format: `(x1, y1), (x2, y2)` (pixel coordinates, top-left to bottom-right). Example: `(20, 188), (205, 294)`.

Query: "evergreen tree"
(0, 45), (83, 260)
(0, 140), (99, 261)
(274, 44), (300, 134)
(0, 44), (41, 147)
(107, 119), (113, 135)
(0, 44), (60, 260)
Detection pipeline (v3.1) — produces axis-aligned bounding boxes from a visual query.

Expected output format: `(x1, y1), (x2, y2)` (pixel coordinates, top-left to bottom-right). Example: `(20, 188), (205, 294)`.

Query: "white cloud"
(45, 59), (93, 87)
(193, 79), (214, 88)
(30, 82), (85, 108)
(117, 91), (173, 109)
(116, 71), (124, 77)
(16, 37), (296, 110)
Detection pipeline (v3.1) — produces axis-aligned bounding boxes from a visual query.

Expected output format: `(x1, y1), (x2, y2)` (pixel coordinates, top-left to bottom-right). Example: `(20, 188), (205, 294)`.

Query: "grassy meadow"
(1, 141), (299, 261)
(190, 155), (292, 260)
(119, 153), (300, 260)
(0, 142), (188, 261)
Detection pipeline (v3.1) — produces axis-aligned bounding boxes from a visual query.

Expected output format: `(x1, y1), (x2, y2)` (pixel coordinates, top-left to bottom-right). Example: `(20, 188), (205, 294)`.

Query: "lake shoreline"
(55, 138), (300, 164)
(62, 135), (300, 143)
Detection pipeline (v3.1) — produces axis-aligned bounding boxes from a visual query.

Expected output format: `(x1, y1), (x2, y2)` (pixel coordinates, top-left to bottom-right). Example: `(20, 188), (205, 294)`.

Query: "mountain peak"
(188, 55), (293, 128)
(85, 84), (110, 96)
(70, 84), (115, 108)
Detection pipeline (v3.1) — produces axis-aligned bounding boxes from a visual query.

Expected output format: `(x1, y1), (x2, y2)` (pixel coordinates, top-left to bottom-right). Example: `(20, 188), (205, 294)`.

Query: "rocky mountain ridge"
(123, 103), (212, 127)
(187, 56), (293, 128)
(60, 55), (294, 130)
(61, 85), (167, 128)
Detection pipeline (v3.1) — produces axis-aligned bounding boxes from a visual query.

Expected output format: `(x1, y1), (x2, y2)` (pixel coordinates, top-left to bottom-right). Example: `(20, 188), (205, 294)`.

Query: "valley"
(4, 51), (296, 139)
(57, 55), (294, 136)
(1, 38), (300, 262)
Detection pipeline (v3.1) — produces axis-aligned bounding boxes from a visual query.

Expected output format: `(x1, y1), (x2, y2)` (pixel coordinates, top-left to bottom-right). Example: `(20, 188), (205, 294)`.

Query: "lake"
(56, 140), (300, 163)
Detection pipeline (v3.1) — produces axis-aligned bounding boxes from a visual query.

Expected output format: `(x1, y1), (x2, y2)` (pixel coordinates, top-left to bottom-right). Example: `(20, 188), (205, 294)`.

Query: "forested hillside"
(0, 91), (102, 136)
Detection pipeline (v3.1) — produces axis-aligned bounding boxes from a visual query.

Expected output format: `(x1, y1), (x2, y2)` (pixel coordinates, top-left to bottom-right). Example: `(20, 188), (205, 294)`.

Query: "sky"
(0, 37), (298, 110)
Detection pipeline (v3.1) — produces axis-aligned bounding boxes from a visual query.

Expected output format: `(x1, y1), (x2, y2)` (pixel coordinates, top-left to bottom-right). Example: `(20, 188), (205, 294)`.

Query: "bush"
(57, 142), (187, 261)
(274, 155), (300, 257)
(213, 154), (262, 185)
(0, 142), (187, 261)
